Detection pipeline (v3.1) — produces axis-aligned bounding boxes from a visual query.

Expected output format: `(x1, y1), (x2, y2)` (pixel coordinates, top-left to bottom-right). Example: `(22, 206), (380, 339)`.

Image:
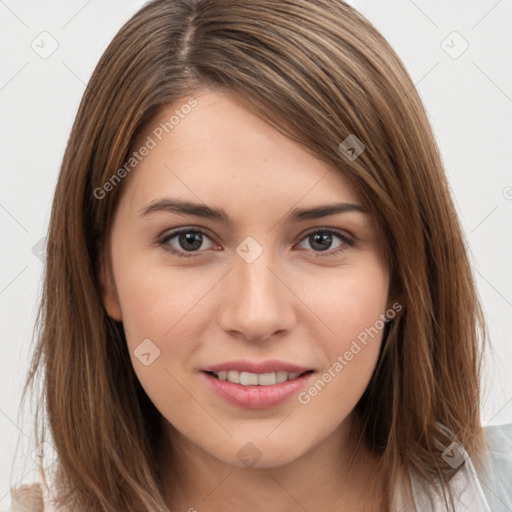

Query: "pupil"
(311, 232), (332, 251)
(180, 232), (202, 251)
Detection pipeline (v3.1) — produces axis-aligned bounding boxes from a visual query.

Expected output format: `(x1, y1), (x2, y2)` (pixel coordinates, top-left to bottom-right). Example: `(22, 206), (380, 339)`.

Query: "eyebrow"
(138, 198), (367, 226)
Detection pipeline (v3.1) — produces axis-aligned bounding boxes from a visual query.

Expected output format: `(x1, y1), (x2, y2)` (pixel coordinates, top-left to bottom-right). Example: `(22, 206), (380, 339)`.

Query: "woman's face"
(102, 89), (392, 468)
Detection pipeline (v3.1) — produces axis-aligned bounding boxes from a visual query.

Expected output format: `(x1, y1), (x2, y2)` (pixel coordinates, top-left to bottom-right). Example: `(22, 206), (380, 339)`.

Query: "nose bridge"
(218, 237), (295, 340)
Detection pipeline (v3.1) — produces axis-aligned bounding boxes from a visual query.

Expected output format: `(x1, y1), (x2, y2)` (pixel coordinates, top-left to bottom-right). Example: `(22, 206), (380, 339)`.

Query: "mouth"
(201, 369), (316, 409)
(204, 369), (315, 386)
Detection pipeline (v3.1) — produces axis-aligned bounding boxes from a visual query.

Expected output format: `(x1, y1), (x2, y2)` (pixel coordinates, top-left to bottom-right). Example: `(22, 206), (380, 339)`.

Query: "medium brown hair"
(16, 0), (487, 510)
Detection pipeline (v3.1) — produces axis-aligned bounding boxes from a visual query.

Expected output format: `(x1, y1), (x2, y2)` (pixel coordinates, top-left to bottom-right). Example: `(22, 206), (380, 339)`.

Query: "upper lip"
(202, 359), (313, 374)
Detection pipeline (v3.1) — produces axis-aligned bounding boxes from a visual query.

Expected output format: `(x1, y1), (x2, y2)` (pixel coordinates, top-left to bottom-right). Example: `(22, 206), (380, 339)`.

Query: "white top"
(7, 423), (512, 511)
(391, 422), (512, 511)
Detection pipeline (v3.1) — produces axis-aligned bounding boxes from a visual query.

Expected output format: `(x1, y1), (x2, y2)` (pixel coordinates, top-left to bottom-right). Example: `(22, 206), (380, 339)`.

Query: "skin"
(101, 88), (394, 511)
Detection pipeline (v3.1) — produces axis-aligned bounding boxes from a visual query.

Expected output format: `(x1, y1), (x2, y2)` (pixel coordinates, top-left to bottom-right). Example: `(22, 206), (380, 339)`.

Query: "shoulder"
(7, 480), (68, 512)
(475, 422), (512, 510)
(393, 423), (512, 512)
(8, 482), (45, 511)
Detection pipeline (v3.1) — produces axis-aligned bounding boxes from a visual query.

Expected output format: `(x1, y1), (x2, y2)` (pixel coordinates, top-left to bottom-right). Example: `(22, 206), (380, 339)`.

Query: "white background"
(1, 0), (511, 506)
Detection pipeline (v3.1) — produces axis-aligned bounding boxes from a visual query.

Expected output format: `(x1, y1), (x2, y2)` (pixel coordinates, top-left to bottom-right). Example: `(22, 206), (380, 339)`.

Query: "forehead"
(124, 90), (363, 212)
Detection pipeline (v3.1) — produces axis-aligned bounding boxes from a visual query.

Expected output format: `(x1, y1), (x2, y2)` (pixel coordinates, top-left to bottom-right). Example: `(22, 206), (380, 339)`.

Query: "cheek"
(299, 262), (389, 395)
(305, 261), (389, 346)
(296, 304), (387, 430)
(111, 242), (212, 344)
(113, 257), (210, 422)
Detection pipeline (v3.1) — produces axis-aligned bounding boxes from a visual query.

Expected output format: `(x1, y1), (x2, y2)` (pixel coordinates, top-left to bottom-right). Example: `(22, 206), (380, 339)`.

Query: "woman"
(10, 0), (512, 510)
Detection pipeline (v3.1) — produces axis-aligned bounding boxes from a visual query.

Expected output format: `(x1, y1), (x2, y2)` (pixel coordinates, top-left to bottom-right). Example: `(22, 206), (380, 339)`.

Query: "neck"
(158, 414), (389, 512)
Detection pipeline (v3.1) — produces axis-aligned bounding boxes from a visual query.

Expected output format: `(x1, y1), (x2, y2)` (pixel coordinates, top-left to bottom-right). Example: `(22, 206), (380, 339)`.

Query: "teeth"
(213, 370), (304, 386)
(227, 370), (240, 384)
(276, 370), (289, 383)
(258, 372), (277, 385)
(240, 372), (259, 385)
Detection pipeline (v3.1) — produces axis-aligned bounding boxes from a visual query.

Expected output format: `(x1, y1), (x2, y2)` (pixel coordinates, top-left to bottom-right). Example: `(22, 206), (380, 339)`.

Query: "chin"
(208, 437), (310, 470)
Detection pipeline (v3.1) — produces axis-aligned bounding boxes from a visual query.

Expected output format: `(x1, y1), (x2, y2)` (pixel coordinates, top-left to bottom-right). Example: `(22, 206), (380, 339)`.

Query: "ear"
(99, 245), (123, 322)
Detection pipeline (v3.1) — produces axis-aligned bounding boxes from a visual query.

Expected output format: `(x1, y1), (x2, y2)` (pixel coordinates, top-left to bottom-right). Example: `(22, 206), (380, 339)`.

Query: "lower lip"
(202, 371), (314, 409)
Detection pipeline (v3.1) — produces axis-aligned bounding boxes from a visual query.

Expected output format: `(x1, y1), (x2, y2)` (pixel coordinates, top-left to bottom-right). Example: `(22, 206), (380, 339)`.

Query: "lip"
(202, 359), (313, 374)
(201, 370), (315, 409)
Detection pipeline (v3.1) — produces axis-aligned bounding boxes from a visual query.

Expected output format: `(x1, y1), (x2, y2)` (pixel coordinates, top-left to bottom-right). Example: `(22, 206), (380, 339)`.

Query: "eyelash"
(156, 227), (354, 259)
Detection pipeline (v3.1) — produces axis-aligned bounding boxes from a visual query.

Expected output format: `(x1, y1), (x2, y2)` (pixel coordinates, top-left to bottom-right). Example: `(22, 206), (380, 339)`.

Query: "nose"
(217, 245), (297, 343)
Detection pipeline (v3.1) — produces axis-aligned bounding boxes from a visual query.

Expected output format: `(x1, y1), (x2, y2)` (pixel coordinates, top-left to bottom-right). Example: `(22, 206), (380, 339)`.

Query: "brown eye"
(297, 229), (353, 256)
(159, 229), (216, 257)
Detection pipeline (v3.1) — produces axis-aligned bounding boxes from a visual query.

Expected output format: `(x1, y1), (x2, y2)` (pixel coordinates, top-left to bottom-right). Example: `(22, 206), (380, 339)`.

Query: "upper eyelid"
(299, 226), (353, 240)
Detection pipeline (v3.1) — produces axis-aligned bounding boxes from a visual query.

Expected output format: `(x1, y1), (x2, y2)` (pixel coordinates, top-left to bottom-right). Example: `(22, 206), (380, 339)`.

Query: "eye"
(158, 228), (217, 258)
(157, 227), (353, 258)
(296, 229), (353, 256)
